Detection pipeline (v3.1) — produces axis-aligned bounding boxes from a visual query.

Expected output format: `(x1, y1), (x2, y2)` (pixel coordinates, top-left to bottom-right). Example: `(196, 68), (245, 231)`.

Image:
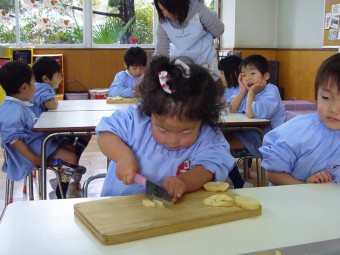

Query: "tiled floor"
(0, 136), (107, 217)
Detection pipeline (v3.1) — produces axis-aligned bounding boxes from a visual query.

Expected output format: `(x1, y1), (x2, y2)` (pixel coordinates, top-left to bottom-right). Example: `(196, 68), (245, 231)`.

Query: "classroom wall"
(276, 0), (324, 48)
(221, 0), (325, 49)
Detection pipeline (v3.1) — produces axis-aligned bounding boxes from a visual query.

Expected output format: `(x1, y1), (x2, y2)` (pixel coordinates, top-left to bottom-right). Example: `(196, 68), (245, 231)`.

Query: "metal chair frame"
(82, 172), (106, 198)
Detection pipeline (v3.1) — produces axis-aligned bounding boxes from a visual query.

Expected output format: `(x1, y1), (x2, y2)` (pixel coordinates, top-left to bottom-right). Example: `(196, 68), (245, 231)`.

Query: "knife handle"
(133, 173), (147, 186)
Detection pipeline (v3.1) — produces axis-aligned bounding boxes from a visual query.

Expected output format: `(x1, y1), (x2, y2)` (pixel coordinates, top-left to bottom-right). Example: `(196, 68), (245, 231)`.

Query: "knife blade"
(133, 173), (173, 208)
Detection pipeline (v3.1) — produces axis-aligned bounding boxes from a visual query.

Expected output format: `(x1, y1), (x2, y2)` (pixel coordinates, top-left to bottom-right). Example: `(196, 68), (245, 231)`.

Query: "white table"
(1, 184), (340, 255)
(52, 99), (134, 112)
(33, 110), (270, 199)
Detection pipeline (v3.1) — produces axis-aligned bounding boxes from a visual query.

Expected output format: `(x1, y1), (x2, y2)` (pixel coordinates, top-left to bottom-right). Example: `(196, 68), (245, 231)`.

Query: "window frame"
(3, 0), (218, 49)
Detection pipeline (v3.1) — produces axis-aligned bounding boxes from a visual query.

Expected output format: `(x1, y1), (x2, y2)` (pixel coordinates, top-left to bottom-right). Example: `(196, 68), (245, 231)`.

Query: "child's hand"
(238, 74), (248, 92)
(133, 81), (142, 97)
(116, 155), (139, 185)
(249, 79), (266, 94)
(163, 176), (188, 203)
(306, 172), (333, 183)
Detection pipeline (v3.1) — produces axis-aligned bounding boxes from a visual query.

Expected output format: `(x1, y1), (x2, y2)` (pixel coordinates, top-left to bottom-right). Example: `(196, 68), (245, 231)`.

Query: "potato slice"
(203, 182), (229, 192)
(203, 194), (234, 207)
(142, 199), (155, 207)
(234, 195), (260, 210)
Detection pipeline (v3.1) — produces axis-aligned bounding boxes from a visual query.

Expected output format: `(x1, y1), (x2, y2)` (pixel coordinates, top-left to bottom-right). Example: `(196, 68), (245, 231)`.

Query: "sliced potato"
(234, 195), (260, 210)
(203, 182), (229, 192)
(153, 199), (165, 207)
(142, 199), (155, 207)
(203, 194), (234, 207)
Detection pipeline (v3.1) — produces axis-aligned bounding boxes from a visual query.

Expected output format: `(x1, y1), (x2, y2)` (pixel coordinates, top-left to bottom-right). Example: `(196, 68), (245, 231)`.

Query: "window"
(0, 0), (217, 48)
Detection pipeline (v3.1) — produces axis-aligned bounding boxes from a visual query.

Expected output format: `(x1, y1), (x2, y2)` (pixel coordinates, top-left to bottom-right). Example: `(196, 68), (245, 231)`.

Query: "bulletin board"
(323, 0), (340, 47)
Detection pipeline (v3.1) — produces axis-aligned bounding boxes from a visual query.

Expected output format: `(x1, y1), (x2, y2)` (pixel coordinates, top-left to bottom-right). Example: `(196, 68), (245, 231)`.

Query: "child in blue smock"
(260, 53), (340, 185)
(218, 55), (242, 105)
(108, 47), (147, 98)
(96, 56), (234, 203)
(227, 55), (285, 159)
(31, 56), (91, 163)
(0, 61), (79, 198)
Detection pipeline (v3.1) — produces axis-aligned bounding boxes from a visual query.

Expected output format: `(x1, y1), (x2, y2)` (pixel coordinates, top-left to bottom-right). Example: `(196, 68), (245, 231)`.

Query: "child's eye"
(322, 95), (329, 100)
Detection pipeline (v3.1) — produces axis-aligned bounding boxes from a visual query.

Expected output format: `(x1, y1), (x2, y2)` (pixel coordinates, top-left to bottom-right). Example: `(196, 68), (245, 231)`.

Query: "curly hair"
(139, 56), (223, 129)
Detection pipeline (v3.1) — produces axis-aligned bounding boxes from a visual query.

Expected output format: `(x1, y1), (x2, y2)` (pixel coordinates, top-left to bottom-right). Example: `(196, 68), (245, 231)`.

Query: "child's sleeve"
(108, 72), (134, 98)
(1, 108), (27, 145)
(34, 86), (55, 110)
(252, 85), (282, 119)
(95, 107), (136, 144)
(190, 127), (234, 182)
(259, 123), (300, 173)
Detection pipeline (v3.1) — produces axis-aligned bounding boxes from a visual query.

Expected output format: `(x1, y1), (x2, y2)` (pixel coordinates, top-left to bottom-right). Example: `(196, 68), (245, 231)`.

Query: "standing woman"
(153, 0), (224, 81)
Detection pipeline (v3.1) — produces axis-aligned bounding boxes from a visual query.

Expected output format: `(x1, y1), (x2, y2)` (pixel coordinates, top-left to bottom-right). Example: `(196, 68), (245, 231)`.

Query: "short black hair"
(139, 56), (222, 128)
(315, 53), (340, 99)
(218, 56), (242, 88)
(154, 0), (190, 25)
(32, 56), (61, 83)
(239, 54), (269, 75)
(124, 47), (147, 67)
(0, 61), (33, 96)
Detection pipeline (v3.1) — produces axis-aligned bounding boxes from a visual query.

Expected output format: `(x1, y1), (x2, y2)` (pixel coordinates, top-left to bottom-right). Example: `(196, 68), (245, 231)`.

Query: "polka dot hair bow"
(158, 71), (172, 94)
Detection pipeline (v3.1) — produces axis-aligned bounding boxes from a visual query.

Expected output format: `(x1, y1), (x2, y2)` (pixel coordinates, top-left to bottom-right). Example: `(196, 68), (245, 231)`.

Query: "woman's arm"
(154, 24), (170, 57)
(199, 4), (224, 38)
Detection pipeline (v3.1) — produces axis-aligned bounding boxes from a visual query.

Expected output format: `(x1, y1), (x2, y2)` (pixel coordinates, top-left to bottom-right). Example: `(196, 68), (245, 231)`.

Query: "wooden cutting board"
(74, 190), (261, 245)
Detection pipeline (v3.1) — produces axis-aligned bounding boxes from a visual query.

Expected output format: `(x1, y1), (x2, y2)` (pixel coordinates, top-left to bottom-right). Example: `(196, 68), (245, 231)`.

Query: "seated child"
(96, 56), (235, 203)
(223, 55), (286, 188)
(108, 47), (147, 98)
(31, 56), (91, 162)
(260, 53), (340, 185)
(218, 55), (242, 105)
(0, 61), (79, 199)
(219, 55), (252, 188)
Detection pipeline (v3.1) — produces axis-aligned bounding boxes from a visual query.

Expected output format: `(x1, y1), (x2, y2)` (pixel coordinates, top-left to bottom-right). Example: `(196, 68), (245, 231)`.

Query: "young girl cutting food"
(96, 56), (234, 203)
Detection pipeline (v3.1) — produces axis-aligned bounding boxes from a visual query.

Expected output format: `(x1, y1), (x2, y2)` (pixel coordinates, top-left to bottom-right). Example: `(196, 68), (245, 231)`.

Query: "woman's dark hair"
(0, 61), (33, 96)
(32, 56), (61, 82)
(239, 54), (269, 75)
(218, 56), (242, 88)
(139, 56), (223, 128)
(154, 0), (190, 25)
(124, 47), (147, 67)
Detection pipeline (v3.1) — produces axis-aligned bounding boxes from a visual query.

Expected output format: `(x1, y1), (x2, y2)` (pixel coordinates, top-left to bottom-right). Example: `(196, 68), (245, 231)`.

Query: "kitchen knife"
(133, 173), (173, 208)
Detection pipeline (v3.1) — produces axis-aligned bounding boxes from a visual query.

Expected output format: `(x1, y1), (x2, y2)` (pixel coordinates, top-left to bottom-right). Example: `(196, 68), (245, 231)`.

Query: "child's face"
(219, 70), (227, 87)
(43, 72), (62, 89)
(127, 65), (146, 78)
(240, 65), (269, 90)
(23, 76), (36, 101)
(151, 114), (201, 150)
(317, 84), (340, 130)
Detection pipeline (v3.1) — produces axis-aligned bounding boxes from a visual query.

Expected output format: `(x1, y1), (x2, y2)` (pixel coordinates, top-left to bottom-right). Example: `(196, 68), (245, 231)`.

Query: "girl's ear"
(264, 71), (270, 81)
